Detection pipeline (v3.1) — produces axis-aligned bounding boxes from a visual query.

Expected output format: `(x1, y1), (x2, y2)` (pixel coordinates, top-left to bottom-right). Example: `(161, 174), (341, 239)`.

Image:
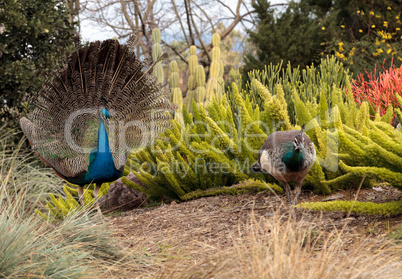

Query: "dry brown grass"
(151, 210), (401, 279)
(110, 191), (401, 278)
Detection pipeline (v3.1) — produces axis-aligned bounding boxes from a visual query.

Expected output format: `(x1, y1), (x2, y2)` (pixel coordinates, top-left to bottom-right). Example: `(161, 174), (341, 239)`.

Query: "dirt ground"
(109, 185), (402, 278)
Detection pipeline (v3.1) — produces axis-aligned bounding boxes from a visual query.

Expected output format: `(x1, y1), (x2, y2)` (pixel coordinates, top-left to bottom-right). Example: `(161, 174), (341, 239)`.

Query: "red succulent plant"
(351, 60), (402, 117)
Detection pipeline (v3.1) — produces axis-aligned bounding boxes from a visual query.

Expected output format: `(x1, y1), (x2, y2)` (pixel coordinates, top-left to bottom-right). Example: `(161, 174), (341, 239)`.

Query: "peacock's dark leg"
(78, 186), (85, 208)
(93, 183), (104, 218)
(281, 181), (293, 204)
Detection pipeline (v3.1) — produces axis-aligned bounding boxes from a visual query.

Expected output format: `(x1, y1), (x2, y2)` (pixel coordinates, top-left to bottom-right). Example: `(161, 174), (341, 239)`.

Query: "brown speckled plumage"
(251, 128), (316, 204)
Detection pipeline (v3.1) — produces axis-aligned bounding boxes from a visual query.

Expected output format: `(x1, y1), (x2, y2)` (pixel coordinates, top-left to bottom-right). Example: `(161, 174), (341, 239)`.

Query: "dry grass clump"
(155, 210), (401, 279)
(0, 130), (140, 278)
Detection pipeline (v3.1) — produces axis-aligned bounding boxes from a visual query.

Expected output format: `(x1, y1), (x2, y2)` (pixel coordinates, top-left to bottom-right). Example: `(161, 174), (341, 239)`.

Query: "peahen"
(251, 126), (316, 205)
(20, 39), (174, 215)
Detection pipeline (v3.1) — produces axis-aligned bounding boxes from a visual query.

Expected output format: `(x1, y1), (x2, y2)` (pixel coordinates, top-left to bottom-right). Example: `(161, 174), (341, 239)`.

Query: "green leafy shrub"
(245, 56), (402, 195)
(0, 0), (76, 127)
(327, 6), (402, 75)
(123, 83), (285, 201)
(120, 56), (402, 201)
(247, 56), (350, 124)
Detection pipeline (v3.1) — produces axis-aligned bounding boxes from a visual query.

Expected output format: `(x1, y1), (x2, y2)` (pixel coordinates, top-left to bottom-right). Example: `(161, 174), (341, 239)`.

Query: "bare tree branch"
(162, 39), (189, 64)
(184, 0), (195, 46)
(198, 9), (254, 58)
(190, 0), (216, 34)
(80, 0), (270, 81)
(189, 1), (211, 63)
(171, 0), (190, 46)
(119, 0), (136, 31)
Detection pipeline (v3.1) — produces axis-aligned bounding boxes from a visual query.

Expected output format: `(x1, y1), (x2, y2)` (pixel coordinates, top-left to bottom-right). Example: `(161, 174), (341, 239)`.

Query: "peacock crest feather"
(21, 39), (175, 186)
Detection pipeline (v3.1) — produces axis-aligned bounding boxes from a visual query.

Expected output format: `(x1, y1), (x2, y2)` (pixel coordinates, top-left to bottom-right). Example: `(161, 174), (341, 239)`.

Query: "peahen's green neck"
(282, 143), (305, 172)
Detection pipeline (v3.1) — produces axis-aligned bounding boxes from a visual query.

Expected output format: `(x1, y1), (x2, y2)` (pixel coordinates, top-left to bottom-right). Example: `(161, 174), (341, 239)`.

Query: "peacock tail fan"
(20, 38), (175, 182)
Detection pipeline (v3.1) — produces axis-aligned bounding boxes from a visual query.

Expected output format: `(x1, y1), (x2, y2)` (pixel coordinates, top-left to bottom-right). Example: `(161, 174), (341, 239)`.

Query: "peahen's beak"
(295, 142), (304, 151)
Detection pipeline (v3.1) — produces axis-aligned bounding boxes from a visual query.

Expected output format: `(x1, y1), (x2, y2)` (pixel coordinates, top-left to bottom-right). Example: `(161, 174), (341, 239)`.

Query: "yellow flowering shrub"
(326, 7), (402, 75)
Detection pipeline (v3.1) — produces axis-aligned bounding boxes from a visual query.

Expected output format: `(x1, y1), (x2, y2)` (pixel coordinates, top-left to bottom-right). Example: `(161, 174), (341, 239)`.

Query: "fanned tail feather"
(20, 38), (175, 182)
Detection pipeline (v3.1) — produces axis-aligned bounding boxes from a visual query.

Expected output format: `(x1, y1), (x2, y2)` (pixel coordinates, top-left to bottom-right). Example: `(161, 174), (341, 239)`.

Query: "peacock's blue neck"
(97, 118), (109, 154)
(77, 111), (122, 185)
(282, 144), (305, 172)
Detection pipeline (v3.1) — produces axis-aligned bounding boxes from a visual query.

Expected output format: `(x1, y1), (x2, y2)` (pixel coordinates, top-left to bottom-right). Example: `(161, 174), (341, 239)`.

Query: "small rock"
(98, 172), (148, 212)
(322, 193), (345, 202)
(373, 186), (384, 192)
(171, 201), (177, 205)
(364, 222), (368, 226)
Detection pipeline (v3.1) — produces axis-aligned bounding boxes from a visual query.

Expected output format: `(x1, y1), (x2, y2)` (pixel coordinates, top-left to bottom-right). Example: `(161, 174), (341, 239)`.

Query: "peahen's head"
(293, 126), (306, 153)
(293, 133), (304, 152)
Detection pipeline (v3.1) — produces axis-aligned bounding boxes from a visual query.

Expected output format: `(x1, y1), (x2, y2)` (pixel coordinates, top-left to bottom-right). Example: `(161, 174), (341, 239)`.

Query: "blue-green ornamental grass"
(0, 131), (128, 278)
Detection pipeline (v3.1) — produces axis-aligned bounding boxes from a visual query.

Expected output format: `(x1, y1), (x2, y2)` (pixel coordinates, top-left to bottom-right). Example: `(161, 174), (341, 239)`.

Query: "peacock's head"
(100, 97), (110, 120)
(100, 108), (110, 120)
(293, 125), (306, 152)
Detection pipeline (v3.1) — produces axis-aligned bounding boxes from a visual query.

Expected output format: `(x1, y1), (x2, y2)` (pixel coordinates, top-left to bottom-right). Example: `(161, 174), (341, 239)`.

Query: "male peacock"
(20, 39), (174, 215)
(251, 127), (316, 205)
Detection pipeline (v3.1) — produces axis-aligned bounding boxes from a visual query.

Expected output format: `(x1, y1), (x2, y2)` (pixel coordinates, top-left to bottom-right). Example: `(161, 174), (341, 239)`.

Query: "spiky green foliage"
(297, 200), (402, 216)
(246, 55), (402, 194)
(121, 82), (294, 201)
(183, 33), (225, 112)
(290, 86), (402, 191)
(37, 182), (111, 219)
(152, 28), (164, 83)
(1, 131), (62, 204)
(248, 56), (350, 124)
(1, 204), (123, 277)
